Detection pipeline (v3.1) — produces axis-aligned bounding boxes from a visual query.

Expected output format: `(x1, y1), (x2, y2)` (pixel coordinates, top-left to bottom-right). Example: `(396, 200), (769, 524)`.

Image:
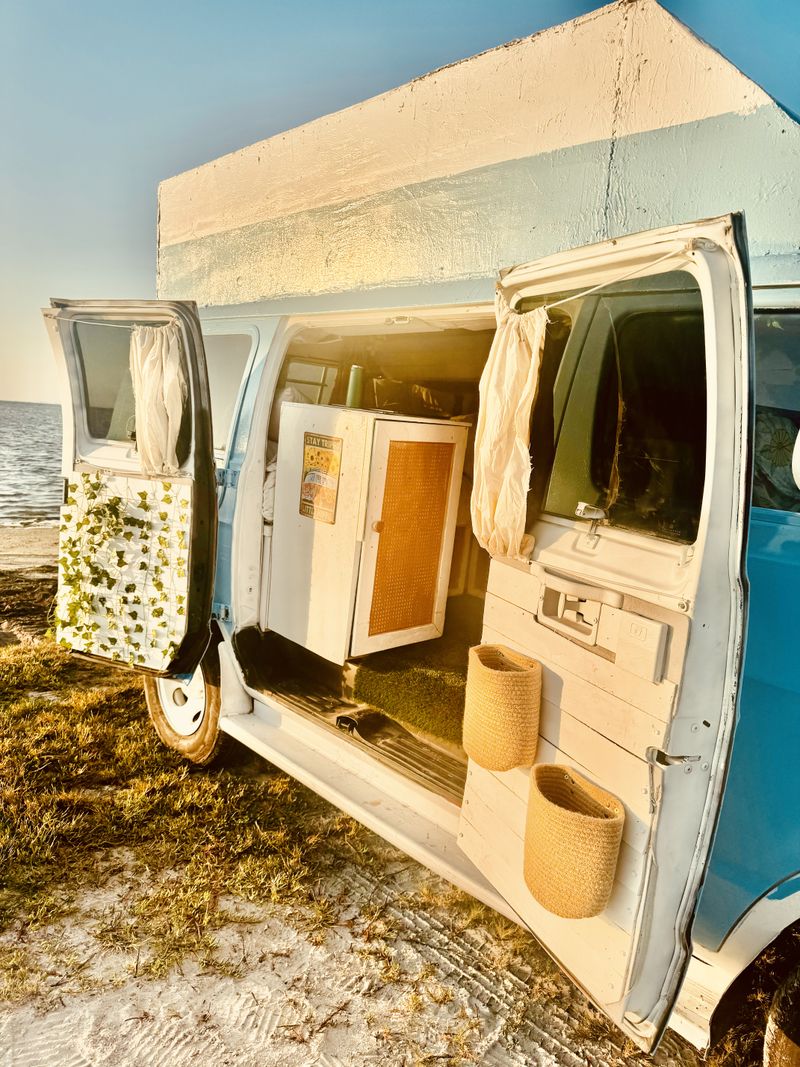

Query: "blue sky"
(1, 0), (798, 403)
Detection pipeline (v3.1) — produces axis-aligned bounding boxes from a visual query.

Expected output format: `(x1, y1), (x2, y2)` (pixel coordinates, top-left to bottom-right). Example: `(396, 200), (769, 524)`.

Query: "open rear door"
(42, 299), (216, 676)
(458, 215), (752, 1051)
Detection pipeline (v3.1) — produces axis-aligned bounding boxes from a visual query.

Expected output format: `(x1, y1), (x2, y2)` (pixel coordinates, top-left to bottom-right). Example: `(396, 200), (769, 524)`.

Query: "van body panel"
(207, 317), (283, 626)
(692, 287), (800, 953)
(672, 873), (800, 1047)
(694, 507), (800, 949)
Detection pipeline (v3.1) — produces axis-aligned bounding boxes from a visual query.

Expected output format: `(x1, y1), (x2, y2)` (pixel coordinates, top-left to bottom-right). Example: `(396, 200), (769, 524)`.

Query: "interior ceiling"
(286, 323), (496, 381)
(292, 313), (495, 341)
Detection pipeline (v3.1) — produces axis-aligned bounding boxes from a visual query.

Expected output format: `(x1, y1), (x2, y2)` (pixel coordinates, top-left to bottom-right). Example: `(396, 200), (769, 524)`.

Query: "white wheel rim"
(157, 668), (207, 736)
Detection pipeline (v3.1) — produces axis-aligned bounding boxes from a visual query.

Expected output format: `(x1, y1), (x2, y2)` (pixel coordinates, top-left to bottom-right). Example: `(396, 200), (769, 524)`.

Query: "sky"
(1, 0), (798, 404)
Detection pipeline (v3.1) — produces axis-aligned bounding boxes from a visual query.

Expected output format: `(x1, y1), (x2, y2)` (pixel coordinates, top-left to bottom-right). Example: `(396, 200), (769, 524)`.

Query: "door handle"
(540, 569), (624, 609)
(537, 582), (603, 646)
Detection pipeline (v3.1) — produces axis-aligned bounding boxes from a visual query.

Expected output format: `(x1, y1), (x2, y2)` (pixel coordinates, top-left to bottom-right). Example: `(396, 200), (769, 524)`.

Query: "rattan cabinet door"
(350, 419), (467, 657)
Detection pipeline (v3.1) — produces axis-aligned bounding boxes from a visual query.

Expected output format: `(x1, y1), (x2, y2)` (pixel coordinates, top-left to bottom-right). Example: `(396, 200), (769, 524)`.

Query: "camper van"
(42, 2), (800, 1060)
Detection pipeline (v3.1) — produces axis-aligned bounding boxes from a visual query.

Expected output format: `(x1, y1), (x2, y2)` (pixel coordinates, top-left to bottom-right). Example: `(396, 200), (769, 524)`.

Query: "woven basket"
(523, 764), (624, 919)
(462, 644), (542, 771)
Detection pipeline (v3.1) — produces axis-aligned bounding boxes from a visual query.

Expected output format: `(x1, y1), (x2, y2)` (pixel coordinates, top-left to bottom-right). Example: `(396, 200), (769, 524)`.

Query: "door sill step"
(219, 709), (512, 923)
(255, 680), (467, 804)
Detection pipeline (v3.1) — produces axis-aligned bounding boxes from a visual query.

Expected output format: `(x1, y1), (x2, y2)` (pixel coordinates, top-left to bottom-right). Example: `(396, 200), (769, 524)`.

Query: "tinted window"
(544, 273), (706, 543)
(752, 311), (800, 512)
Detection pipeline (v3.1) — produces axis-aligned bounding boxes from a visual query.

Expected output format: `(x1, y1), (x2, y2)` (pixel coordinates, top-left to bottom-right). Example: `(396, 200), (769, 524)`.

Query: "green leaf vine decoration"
(55, 471), (191, 669)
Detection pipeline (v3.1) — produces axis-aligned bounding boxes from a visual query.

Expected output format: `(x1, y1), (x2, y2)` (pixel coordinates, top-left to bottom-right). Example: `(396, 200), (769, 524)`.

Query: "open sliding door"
(458, 215), (752, 1051)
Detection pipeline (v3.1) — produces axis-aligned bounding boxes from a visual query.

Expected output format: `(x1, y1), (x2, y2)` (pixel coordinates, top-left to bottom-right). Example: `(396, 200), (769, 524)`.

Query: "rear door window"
(74, 320), (137, 442)
(541, 272), (706, 543)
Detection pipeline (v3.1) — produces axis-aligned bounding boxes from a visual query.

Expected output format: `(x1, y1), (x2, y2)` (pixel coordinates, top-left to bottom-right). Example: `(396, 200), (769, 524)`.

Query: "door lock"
(645, 748), (702, 814)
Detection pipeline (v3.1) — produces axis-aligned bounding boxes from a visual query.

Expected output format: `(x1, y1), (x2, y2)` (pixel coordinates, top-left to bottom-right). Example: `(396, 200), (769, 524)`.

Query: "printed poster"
(300, 433), (342, 523)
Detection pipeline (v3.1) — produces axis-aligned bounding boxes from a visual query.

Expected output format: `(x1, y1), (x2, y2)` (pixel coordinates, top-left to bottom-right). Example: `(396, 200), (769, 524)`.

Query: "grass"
(0, 570), (717, 1066)
(0, 634), (373, 991)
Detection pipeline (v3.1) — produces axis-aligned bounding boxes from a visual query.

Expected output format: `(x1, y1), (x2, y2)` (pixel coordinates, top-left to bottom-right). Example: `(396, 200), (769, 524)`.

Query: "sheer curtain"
(470, 290), (548, 562)
(129, 323), (188, 476)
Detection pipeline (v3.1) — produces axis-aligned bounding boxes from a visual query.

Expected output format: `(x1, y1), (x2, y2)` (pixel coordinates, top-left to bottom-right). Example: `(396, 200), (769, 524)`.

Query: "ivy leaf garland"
(55, 471), (192, 670)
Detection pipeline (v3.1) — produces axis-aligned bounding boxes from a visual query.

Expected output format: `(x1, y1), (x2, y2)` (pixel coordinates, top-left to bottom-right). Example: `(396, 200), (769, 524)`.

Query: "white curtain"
(470, 291), (548, 562)
(129, 323), (188, 476)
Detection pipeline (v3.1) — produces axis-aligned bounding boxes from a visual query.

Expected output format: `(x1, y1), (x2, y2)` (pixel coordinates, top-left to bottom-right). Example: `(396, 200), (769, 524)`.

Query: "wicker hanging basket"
(462, 644), (542, 771)
(523, 764), (625, 919)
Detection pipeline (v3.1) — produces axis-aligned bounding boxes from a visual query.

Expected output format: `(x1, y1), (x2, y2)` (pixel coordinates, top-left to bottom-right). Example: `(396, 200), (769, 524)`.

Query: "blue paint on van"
(768, 874), (800, 902)
(210, 320), (279, 622)
(694, 506), (800, 949)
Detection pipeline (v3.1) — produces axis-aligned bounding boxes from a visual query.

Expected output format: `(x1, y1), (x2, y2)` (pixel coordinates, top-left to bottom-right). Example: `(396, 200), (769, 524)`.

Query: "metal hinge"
(215, 468), (239, 490)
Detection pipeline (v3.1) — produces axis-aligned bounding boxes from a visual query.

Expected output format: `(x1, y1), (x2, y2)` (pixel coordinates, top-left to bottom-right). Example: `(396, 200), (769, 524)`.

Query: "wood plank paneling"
(459, 763), (633, 999)
(483, 594), (677, 721)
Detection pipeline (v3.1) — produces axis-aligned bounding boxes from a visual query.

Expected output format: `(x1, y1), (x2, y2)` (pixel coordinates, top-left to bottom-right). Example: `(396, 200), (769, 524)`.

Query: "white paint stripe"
(159, 0), (770, 248)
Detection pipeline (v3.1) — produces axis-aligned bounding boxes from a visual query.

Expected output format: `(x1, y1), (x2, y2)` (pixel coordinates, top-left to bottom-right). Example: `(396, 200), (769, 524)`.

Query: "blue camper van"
(41, 2), (800, 1059)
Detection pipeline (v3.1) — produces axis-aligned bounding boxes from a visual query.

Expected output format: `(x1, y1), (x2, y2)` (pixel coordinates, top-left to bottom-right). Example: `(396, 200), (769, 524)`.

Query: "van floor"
(347, 595), (483, 755)
(233, 597), (483, 805)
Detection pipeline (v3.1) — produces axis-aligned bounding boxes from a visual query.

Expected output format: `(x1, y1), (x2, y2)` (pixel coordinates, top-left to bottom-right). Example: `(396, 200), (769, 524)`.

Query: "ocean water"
(0, 400), (63, 526)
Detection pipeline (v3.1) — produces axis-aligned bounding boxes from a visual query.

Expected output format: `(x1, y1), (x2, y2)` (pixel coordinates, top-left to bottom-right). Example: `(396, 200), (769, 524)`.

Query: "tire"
(764, 968), (800, 1067)
(143, 632), (225, 765)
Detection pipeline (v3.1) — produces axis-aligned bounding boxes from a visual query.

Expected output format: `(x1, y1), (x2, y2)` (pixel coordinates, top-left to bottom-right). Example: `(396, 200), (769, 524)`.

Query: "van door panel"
(458, 215), (752, 1051)
(42, 299), (216, 677)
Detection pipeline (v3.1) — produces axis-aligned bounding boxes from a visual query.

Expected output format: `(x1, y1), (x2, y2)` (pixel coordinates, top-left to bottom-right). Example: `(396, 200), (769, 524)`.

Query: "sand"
(0, 526), (58, 572)
(0, 527), (702, 1066)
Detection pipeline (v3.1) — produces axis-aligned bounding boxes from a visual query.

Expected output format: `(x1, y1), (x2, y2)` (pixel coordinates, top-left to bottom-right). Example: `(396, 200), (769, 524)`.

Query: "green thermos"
(346, 364), (364, 408)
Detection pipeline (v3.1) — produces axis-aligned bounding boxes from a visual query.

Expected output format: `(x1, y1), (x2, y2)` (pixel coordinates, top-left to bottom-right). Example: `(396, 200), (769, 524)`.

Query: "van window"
(267, 358), (340, 442)
(202, 333), (254, 455)
(282, 359), (338, 405)
(543, 272), (706, 543)
(73, 320), (137, 442)
(752, 311), (800, 512)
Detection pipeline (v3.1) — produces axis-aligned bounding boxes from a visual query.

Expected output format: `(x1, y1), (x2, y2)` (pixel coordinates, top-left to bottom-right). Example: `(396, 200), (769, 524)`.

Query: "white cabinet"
(268, 403), (468, 664)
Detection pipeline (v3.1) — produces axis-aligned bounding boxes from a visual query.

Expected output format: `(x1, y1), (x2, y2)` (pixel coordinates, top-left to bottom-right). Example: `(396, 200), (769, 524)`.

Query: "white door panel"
(351, 419), (467, 656)
(458, 215), (751, 1051)
(42, 299), (217, 677)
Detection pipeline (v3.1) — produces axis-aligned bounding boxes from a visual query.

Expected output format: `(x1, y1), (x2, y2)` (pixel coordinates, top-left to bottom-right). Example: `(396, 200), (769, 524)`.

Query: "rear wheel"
(143, 634), (224, 765)
(764, 968), (800, 1067)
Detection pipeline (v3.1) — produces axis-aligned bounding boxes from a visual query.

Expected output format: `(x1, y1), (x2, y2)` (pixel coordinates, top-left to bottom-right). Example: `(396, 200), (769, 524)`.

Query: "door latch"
(645, 748), (702, 814)
(538, 585), (601, 645)
(534, 569), (622, 646)
(215, 467), (239, 490)
(575, 501), (607, 546)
